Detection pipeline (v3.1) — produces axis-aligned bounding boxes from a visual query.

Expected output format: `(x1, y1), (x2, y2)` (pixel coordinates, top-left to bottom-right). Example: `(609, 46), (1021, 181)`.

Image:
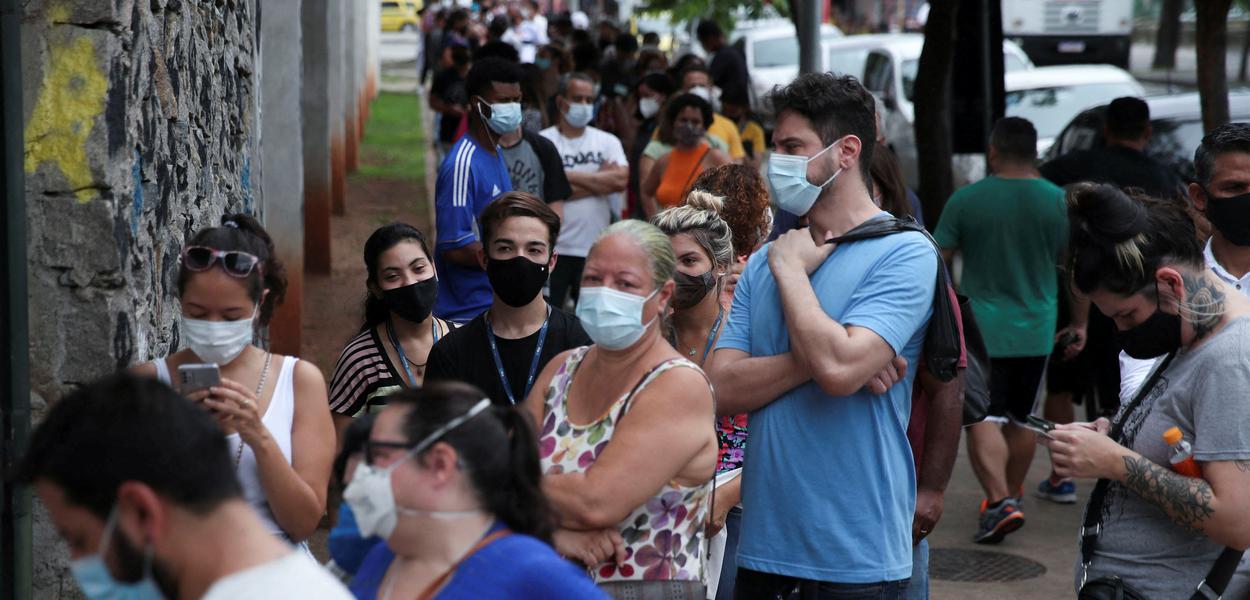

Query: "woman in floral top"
(525, 220), (718, 599)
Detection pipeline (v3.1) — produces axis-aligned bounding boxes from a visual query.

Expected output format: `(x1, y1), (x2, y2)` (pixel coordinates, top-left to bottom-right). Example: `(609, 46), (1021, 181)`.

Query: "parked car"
(1044, 92), (1250, 183)
(730, 19), (843, 122)
(381, 0), (421, 33)
(1005, 64), (1144, 156)
(820, 33), (1034, 187)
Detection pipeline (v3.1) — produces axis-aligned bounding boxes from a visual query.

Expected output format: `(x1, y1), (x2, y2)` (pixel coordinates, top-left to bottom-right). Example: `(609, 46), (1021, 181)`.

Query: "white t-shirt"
(200, 551), (353, 600)
(539, 126), (627, 258)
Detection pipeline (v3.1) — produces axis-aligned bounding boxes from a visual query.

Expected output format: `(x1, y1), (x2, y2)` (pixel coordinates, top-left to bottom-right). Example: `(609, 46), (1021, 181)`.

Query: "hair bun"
(1066, 183), (1148, 246)
(684, 190), (725, 213)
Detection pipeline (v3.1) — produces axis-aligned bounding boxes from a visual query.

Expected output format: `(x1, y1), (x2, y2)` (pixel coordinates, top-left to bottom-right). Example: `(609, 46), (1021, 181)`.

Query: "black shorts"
(987, 355), (1048, 424)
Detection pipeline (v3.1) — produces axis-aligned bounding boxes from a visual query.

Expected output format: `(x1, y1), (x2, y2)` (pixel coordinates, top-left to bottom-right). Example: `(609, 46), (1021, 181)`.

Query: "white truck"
(1001, 0), (1133, 68)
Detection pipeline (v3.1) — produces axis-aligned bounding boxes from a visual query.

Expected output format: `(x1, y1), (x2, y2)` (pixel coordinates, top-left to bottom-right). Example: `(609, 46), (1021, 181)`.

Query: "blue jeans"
(715, 507), (743, 600)
(734, 568), (910, 600)
(905, 540), (928, 600)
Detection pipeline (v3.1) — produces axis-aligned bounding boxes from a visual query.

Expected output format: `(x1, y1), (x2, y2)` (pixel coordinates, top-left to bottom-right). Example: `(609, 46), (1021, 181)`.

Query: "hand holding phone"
(1025, 415), (1057, 439)
(177, 363), (221, 396)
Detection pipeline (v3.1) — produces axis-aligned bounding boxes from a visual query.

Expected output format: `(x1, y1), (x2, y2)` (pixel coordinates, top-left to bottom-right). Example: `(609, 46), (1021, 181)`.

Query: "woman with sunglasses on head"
(132, 214), (335, 546)
(345, 382), (607, 599)
(329, 224), (455, 444)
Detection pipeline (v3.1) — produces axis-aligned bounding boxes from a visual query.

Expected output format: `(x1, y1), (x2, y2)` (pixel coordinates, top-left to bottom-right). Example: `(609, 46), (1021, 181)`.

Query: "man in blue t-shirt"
(709, 73), (936, 597)
(433, 58), (520, 322)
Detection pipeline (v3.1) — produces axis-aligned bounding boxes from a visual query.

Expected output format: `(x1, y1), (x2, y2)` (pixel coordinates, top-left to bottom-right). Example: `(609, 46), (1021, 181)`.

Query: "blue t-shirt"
(433, 136), (512, 322)
(349, 524), (607, 600)
(717, 219), (936, 583)
(327, 502), (379, 576)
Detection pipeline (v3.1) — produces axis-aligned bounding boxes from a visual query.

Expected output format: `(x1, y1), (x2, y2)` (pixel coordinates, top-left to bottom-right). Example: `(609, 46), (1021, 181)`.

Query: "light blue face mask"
(767, 139), (845, 217)
(71, 506), (164, 600)
(575, 286), (659, 350)
(478, 98), (523, 135)
(563, 101), (595, 129)
(535, 57), (552, 71)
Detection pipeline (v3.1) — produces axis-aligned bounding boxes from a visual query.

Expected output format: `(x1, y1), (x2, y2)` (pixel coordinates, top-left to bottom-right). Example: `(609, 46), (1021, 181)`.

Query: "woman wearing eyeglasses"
(132, 214), (336, 546)
(328, 224), (455, 445)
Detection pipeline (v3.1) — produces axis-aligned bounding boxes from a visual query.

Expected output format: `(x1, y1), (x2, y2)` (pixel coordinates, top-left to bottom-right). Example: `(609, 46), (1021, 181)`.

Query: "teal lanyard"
(484, 307), (551, 405)
(700, 309), (725, 365)
(386, 319), (441, 388)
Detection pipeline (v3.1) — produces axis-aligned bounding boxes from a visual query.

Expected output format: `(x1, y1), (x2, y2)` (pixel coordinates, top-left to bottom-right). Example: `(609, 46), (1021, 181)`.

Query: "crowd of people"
(16, 2), (1250, 599)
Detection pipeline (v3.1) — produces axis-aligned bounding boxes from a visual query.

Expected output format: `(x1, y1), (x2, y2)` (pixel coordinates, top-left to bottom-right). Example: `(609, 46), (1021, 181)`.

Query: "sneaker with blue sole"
(1035, 478), (1077, 504)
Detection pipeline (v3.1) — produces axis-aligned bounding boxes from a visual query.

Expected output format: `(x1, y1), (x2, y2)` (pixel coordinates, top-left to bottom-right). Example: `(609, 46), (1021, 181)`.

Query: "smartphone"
(177, 363), (220, 395)
(1025, 415), (1056, 439)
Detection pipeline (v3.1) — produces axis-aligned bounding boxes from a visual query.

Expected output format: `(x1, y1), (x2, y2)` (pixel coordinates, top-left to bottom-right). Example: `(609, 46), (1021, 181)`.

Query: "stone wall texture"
(21, 1), (260, 595)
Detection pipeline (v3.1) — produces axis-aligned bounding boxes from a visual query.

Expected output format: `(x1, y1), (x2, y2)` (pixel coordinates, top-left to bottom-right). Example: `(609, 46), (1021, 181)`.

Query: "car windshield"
(1006, 83), (1141, 138)
(754, 37), (798, 68)
(900, 55), (1031, 102)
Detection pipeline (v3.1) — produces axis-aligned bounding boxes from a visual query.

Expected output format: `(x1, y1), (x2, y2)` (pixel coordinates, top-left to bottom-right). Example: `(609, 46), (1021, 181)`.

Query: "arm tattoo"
(1181, 273), (1226, 341)
(1121, 455), (1215, 533)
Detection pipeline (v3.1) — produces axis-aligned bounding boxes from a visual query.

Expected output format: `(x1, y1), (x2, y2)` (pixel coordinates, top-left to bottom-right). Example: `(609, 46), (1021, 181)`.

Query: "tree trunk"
(1195, 0), (1232, 132)
(915, 0), (959, 226)
(1152, 0), (1182, 70)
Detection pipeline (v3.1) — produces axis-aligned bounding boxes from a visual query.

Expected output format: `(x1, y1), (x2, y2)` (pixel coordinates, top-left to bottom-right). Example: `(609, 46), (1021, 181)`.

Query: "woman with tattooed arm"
(1044, 183), (1250, 598)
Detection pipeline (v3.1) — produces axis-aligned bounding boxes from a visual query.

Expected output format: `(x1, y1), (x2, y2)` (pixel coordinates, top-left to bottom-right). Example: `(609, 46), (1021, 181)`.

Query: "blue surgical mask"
(563, 101), (595, 129)
(478, 99), (523, 135)
(768, 140), (845, 217)
(71, 507), (164, 600)
(575, 286), (659, 350)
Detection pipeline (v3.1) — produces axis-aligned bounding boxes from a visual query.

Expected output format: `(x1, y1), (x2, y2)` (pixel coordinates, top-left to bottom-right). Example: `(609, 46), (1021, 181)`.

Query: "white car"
(730, 19), (843, 120)
(1004, 64), (1145, 156)
(820, 33), (1034, 187)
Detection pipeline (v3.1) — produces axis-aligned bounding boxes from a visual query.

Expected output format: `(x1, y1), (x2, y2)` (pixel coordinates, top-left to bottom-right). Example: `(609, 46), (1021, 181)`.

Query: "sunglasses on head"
(181, 246), (263, 278)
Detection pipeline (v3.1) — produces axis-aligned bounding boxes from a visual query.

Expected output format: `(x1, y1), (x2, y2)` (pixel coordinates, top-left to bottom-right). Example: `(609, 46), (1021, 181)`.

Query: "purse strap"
(1078, 351), (1245, 598)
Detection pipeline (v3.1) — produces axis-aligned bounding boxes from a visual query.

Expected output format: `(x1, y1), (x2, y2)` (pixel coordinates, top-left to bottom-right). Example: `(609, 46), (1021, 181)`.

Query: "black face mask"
(487, 255), (550, 307)
(1204, 188), (1250, 246)
(381, 278), (439, 324)
(1115, 293), (1183, 359)
(671, 269), (717, 310)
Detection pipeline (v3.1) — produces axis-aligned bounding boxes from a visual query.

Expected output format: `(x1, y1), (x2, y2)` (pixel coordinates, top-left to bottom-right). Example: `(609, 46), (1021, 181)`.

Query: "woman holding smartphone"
(132, 214), (336, 546)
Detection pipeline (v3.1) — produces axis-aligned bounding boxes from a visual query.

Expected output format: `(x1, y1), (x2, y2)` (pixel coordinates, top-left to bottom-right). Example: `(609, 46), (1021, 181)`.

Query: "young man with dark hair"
(719, 86), (765, 169)
(708, 72), (938, 597)
(697, 18), (749, 102)
(17, 374), (351, 600)
(426, 191), (591, 406)
(934, 116), (1069, 544)
(433, 57), (523, 322)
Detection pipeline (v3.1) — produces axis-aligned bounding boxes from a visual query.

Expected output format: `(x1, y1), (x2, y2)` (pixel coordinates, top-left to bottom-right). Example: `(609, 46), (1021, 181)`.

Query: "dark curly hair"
(657, 93), (713, 146)
(691, 164), (773, 257)
(768, 72), (877, 186)
(177, 214), (287, 327)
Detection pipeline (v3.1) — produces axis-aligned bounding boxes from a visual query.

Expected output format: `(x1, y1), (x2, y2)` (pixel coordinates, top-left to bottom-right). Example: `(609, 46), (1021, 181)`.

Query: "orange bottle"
(1163, 427), (1203, 478)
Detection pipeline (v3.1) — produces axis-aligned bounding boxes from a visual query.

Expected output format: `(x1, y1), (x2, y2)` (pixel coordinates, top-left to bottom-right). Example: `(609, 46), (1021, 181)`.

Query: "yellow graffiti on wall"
(24, 21), (109, 203)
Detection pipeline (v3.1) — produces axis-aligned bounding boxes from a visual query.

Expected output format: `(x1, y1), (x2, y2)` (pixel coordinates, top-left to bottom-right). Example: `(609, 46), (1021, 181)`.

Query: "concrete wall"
(19, 0), (373, 594)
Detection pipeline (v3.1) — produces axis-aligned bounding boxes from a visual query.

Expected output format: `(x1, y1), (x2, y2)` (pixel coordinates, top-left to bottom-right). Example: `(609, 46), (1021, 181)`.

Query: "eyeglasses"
(181, 246), (263, 278)
(364, 439), (414, 466)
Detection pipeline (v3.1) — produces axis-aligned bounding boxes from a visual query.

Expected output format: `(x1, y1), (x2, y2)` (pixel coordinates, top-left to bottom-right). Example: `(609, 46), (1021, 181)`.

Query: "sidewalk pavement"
(1130, 42), (1249, 91)
(929, 434), (1092, 599)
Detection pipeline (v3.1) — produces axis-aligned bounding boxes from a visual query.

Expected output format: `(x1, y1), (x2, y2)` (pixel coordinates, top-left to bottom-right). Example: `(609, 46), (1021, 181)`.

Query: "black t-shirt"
(431, 68), (467, 144)
(1040, 145), (1185, 200)
(709, 46), (750, 99)
(425, 305), (592, 406)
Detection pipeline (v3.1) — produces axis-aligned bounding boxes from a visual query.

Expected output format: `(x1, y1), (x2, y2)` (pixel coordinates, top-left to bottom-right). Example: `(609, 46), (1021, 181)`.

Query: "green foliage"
(639, 0), (790, 34)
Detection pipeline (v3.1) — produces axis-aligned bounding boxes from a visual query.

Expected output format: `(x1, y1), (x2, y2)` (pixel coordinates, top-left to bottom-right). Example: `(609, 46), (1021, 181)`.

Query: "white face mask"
(639, 96), (661, 119)
(180, 308), (257, 365)
(575, 286), (659, 351)
(343, 399), (492, 540)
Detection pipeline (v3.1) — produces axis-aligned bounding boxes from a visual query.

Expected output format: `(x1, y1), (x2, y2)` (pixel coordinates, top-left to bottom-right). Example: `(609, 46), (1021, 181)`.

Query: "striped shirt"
(328, 328), (406, 416)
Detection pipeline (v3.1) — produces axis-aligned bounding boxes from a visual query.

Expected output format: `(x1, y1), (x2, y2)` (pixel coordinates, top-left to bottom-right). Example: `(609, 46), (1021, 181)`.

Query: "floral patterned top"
(715, 414), (748, 473)
(539, 346), (712, 584)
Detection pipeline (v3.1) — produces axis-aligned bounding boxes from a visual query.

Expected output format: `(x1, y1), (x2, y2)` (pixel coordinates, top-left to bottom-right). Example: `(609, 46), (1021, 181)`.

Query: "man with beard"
(17, 374), (351, 600)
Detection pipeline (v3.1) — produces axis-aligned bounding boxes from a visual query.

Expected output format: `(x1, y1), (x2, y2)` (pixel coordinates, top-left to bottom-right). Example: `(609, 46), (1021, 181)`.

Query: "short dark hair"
(768, 73), (877, 185)
(361, 223), (433, 331)
(479, 191), (562, 251)
(1194, 122), (1250, 187)
(680, 64), (710, 86)
(638, 72), (675, 97)
(658, 93), (714, 145)
(642, 31), (660, 46)
(1105, 97), (1150, 140)
(614, 32), (639, 55)
(465, 57), (523, 100)
(178, 214), (287, 327)
(990, 116), (1038, 163)
(475, 40), (521, 63)
(696, 19), (723, 40)
(720, 86), (750, 107)
(14, 374), (242, 519)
